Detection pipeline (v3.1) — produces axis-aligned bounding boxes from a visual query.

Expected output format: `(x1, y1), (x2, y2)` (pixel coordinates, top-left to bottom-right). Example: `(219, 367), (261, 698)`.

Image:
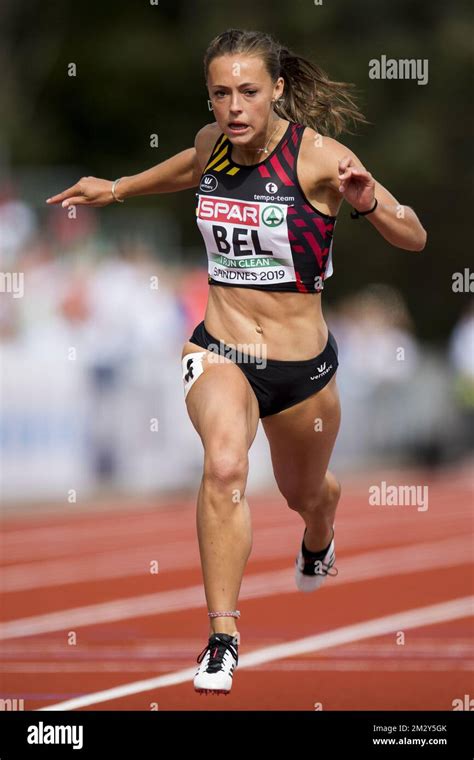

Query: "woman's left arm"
(329, 147), (427, 252)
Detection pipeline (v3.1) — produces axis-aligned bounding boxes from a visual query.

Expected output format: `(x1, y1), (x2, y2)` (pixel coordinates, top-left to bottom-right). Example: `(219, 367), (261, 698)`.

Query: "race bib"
(196, 194), (296, 286)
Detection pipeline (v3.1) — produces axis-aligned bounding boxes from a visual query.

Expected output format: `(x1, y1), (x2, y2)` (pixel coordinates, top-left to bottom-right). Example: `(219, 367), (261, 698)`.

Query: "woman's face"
(207, 55), (284, 143)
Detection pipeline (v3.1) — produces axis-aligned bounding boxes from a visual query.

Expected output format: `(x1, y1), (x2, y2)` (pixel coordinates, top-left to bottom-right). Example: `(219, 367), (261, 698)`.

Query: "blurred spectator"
(0, 180), (37, 266)
(449, 304), (474, 453)
(179, 267), (209, 334)
(333, 283), (420, 391)
(331, 284), (454, 468)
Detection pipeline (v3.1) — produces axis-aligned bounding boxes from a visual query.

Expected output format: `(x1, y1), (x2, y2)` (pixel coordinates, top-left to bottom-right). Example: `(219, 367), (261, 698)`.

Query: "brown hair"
(203, 28), (368, 137)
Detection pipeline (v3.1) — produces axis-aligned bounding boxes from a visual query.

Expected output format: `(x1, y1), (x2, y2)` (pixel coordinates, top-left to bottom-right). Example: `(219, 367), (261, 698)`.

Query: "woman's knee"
(203, 447), (249, 492)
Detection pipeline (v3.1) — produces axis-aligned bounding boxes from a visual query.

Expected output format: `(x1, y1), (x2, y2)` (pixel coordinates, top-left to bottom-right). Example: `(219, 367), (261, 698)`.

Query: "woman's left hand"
(338, 155), (376, 212)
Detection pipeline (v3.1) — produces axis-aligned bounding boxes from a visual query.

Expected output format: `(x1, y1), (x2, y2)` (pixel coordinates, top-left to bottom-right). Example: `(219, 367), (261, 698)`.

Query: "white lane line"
(3, 533), (470, 593)
(0, 525), (299, 588)
(1, 509), (288, 553)
(38, 596), (474, 710)
(3, 660), (473, 674)
(3, 503), (471, 562)
(1, 545), (195, 592)
(1, 538), (472, 640)
(1, 511), (204, 546)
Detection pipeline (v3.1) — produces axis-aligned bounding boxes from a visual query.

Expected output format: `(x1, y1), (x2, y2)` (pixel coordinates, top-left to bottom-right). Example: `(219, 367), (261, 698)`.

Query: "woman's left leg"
(261, 374), (341, 552)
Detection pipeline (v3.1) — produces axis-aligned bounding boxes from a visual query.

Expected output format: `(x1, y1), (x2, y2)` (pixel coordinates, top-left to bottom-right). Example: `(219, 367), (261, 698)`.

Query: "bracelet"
(350, 197), (377, 219)
(111, 177), (125, 203)
(208, 610), (241, 619)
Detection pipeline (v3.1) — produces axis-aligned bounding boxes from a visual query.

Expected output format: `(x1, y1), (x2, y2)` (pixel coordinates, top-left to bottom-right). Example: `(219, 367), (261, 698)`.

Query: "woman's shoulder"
(298, 124), (353, 160)
(297, 124), (359, 182)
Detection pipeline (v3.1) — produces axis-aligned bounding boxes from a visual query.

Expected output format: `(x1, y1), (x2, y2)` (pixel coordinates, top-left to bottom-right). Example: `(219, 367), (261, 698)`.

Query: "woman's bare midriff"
(203, 284), (329, 360)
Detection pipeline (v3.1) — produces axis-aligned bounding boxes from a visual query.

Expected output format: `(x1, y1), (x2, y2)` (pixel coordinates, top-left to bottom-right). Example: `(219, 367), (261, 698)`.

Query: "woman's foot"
(194, 632), (239, 694)
(295, 526), (338, 592)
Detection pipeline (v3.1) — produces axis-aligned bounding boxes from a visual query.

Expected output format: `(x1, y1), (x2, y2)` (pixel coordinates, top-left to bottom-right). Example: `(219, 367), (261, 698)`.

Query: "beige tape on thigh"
(182, 351), (207, 399)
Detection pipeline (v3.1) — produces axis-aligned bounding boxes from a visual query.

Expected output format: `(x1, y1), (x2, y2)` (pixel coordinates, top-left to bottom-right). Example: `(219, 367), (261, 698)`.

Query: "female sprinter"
(46, 29), (427, 696)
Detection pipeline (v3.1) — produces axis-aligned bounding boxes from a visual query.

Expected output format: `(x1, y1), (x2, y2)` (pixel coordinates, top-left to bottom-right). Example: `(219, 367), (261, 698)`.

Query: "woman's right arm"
(46, 126), (213, 207)
(117, 146), (203, 198)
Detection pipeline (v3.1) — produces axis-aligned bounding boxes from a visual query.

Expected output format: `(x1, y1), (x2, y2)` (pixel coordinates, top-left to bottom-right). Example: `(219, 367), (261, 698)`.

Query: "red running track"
(0, 465), (473, 711)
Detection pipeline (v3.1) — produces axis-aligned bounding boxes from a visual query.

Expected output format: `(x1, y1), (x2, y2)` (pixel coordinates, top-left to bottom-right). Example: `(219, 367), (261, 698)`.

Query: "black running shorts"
(184, 320), (339, 418)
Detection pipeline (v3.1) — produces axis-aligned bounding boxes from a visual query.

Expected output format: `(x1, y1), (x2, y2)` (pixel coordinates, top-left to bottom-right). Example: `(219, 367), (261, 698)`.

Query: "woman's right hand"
(46, 176), (119, 207)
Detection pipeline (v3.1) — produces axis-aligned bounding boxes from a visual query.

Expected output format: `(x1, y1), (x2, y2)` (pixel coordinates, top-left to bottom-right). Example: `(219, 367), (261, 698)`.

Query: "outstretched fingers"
(46, 183), (84, 205)
(60, 196), (87, 207)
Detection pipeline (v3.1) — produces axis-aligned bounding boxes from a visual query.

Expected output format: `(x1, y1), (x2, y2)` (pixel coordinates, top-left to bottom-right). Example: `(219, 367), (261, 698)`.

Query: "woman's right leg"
(182, 342), (260, 638)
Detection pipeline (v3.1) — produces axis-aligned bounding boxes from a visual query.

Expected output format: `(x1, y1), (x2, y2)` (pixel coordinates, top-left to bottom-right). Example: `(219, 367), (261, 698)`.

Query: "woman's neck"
(230, 118), (287, 166)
